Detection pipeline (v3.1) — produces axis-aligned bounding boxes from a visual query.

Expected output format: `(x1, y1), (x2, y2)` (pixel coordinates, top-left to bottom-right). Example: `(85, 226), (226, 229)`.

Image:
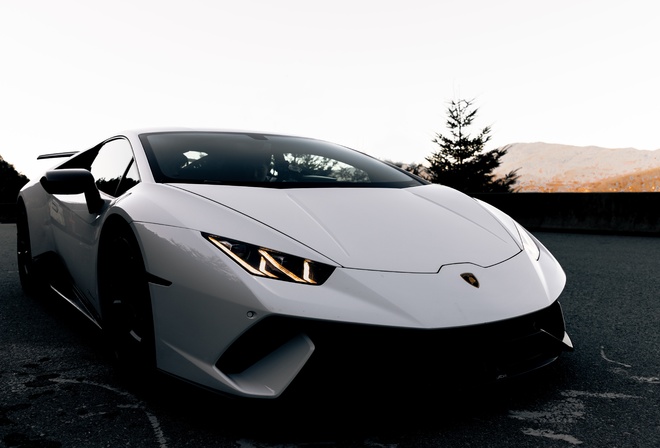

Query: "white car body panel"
(171, 183), (522, 272)
(131, 215), (565, 396)
(17, 128), (572, 398)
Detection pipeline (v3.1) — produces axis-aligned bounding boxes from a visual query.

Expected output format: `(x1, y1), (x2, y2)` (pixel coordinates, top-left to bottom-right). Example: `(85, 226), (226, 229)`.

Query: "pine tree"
(426, 99), (518, 193)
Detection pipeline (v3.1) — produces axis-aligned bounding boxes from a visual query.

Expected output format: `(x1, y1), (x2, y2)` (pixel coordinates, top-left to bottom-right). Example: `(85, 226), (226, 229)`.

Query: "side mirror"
(40, 169), (104, 214)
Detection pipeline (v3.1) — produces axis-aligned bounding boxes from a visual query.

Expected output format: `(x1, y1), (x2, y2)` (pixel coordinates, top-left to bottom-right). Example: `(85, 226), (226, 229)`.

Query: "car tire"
(98, 223), (156, 378)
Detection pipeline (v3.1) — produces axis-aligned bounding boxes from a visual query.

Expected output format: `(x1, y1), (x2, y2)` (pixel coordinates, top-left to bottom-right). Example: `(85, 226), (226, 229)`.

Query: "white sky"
(1, 0), (659, 179)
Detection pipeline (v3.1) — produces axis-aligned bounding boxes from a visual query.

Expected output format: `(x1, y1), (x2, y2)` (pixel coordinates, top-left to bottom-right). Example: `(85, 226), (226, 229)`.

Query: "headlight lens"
(515, 223), (540, 261)
(204, 233), (335, 285)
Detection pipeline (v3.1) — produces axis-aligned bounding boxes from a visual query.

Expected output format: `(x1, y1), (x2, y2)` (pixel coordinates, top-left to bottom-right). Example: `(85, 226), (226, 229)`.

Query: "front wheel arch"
(97, 217), (156, 374)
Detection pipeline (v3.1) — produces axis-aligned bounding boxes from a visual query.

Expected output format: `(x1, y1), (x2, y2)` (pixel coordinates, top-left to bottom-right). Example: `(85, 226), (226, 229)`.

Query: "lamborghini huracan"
(16, 129), (573, 398)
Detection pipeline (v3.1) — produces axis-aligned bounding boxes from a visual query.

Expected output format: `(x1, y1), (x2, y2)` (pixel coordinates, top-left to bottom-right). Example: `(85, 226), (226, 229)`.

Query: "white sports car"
(17, 129), (573, 398)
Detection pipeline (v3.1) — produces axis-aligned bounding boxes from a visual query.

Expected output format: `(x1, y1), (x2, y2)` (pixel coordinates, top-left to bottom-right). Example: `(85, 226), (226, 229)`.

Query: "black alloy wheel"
(99, 225), (156, 377)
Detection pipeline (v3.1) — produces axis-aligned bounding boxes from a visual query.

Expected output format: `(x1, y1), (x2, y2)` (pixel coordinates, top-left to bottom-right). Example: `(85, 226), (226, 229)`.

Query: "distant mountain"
(493, 143), (660, 192)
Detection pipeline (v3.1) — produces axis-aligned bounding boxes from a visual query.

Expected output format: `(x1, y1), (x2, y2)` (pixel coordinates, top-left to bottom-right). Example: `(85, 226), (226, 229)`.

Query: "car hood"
(174, 184), (521, 273)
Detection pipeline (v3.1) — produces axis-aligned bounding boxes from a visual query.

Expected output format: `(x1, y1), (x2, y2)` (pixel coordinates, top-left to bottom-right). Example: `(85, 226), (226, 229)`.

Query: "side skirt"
(49, 283), (103, 330)
(32, 252), (103, 330)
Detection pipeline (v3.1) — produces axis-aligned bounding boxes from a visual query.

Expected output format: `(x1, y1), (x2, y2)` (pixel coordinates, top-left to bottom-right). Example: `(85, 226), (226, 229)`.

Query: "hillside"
(579, 166), (660, 192)
(494, 143), (660, 192)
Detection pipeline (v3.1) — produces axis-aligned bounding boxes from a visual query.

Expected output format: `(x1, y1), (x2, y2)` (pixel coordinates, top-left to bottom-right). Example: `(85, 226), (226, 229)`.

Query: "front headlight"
(515, 223), (541, 261)
(203, 233), (335, 285)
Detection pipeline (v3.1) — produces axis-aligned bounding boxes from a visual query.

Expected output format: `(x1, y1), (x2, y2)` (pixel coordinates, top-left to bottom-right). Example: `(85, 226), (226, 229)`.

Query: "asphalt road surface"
(1, 223), (658, 447)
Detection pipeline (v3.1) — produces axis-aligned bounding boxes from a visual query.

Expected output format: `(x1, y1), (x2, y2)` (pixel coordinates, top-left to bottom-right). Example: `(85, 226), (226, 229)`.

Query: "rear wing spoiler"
(37, 151), (79, 160)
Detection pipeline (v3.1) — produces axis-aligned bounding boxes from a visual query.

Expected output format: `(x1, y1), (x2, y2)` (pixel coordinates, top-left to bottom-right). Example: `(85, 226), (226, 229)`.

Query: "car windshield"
(139, 132), (425, 188)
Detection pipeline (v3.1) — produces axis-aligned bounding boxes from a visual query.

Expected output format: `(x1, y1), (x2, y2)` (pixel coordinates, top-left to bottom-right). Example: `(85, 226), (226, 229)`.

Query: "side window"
(90, 139), (139, 197)
(116, 160), (140, 197)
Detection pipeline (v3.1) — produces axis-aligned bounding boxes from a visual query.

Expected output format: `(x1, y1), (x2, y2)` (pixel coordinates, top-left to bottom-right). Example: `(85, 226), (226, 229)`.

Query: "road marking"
(600, 346), (632, 368)
(53, 378), (169, 448)
(521, 428), (583, 445)
(510, 389), (643, 445)
(509, 397), (585, 425)
(561, 390), (641, 399)
(610, 366), (660, 385)
(631, 375), (660, 384)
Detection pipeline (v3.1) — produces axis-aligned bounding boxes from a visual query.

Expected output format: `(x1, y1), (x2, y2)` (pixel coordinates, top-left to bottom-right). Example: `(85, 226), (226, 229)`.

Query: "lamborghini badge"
(460, 273), (480, 288)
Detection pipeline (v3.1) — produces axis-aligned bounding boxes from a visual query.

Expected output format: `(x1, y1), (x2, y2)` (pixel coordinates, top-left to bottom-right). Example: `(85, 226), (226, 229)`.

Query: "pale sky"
(1, 0), (658, 179)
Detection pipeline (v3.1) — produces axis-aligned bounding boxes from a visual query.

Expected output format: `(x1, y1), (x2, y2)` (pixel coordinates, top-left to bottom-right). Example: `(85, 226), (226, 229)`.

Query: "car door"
(49, 137), (140, 302)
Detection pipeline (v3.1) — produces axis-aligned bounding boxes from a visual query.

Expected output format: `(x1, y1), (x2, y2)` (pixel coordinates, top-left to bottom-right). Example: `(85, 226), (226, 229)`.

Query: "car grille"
(216, 300), (568, 390)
